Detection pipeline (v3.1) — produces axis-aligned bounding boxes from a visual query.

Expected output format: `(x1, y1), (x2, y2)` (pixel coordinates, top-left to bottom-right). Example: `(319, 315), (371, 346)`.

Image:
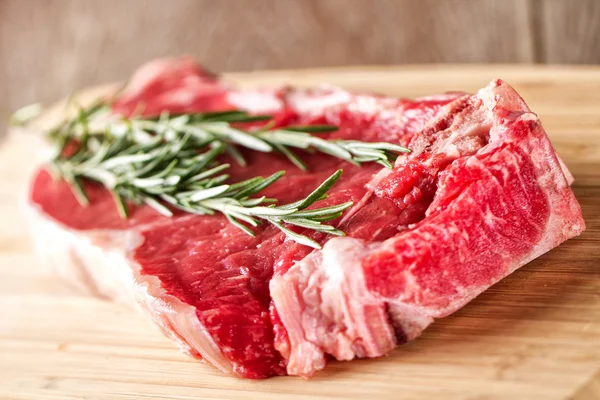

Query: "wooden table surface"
(0, 65), (599, 400)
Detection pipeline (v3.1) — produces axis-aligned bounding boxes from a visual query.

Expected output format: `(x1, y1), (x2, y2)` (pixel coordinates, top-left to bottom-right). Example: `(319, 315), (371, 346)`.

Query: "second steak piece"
(270, 79), (585, 377)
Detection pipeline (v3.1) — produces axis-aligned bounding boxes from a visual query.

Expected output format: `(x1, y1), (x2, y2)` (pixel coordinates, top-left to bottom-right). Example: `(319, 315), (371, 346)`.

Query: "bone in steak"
(26, 58), (585, 379)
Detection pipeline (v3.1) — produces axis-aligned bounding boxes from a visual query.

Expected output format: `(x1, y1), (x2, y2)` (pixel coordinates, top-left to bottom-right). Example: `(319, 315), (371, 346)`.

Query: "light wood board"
(0, 65), (599, 400)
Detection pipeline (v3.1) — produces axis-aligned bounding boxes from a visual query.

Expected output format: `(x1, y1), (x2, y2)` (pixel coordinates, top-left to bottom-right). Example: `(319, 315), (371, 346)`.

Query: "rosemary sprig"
(51, 103), (409, 169)
(51, 119), (352, 248)
(45, 101), (410, 248)
(9, 103), (43, 126)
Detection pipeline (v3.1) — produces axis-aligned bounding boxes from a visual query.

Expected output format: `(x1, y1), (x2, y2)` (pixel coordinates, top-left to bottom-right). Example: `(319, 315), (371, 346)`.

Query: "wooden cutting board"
(1, 65), (599, 400)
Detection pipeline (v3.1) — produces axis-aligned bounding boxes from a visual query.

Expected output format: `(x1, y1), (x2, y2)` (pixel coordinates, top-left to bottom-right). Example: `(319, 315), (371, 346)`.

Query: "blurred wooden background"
(1, 0), (600, 119)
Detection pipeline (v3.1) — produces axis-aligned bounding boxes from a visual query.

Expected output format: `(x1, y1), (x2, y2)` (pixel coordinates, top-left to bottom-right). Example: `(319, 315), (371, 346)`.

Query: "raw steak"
(25, 58), (585, 379)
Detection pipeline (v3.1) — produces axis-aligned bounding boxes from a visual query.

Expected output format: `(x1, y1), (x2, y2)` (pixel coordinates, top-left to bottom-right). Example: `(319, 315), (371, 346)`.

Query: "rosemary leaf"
(189, 185), (230, 202)
(285, 202), (354, 219)
(69, 176), (90, 207)
(143, 197), (171, 217)
(225, 214), (257, 236)
(112, 190), (130, 218)
(269, 220), (321, 249)
(273, 143), (308, 171)
(204, 123), (273, 152)
(9, 103), (43, 126)
(233, 171), (285, 199)
(283, 125), (339, 133)
(294, 169), (344, 210)
(225, 145), (247, 167)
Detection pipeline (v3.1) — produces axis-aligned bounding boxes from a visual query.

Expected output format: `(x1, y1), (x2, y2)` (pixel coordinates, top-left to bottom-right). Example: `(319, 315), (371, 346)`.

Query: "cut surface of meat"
(26, 58), (584, 379)
(269, 79), (585, 377)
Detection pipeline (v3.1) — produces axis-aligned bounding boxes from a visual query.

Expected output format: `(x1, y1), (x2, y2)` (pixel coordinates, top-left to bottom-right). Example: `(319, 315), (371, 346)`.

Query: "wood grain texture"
(538, 0), (600, 64)
(572, 370), (600, 400)
(1, 65), (599, 400)
(3, 0), (600, 123)
(0, 0), (536, 115)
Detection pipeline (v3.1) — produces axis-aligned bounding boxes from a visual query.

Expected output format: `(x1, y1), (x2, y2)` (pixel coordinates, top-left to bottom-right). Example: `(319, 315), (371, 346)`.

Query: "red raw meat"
(269, 80), (585, 376)
(26, 58), (584, 379)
